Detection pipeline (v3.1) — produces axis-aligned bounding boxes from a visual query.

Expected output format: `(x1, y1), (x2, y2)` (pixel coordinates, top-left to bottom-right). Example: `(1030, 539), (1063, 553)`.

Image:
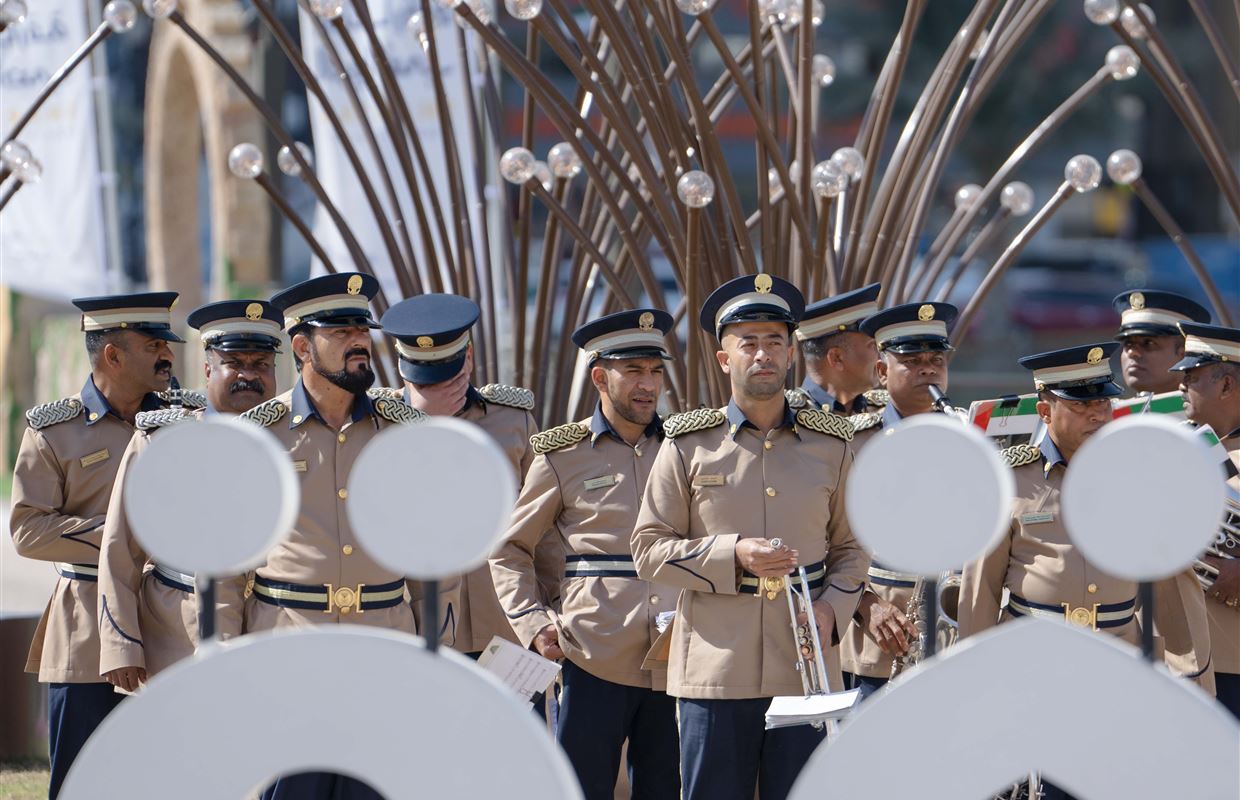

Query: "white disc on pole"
(347, 417), (516, 578)
(1062, 415), (1224, 581)
(846, 415), (1013, 575)
(127, 417), (298, 576)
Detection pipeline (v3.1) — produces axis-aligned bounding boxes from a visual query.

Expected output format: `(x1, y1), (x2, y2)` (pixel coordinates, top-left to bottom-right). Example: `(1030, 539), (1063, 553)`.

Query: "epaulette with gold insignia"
(479, 383), (535, 411)
(1000, 444), (1041, 468)
(239, 398), (288, 428)
(367, 387), (403, 402)
(136, 407), (197, 431)
(785, 388), (811, 410)
(156, 389), (206, 409)
(863, 388), (890, 408)
(850, 411), (882, 433)
(664, 407), (727, 439)
(374, 396), (426, 425)
(795, 408), (855, 442)
(25, 397), (84, 430)
(531, 422), (589, 455)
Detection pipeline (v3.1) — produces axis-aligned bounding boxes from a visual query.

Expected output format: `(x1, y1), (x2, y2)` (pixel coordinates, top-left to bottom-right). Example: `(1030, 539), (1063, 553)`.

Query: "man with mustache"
(960, 342), (1213, 800)
(229, 274), (438, 800)
(379, 293), (554, 658)
(631, 274), (868, 800)
(97, 300), (282, 694)
(11, 292), (187, 798)
(787, 283), (888, 416)
(490, 309), (679, 799)
(1170, 321), (1240, 718)
(1112, 289), (1211, 395)
(838, 302), (960, 700)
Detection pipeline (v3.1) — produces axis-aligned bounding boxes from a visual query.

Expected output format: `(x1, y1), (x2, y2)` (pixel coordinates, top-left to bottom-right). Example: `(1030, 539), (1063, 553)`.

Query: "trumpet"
(771, 540), (830, 698)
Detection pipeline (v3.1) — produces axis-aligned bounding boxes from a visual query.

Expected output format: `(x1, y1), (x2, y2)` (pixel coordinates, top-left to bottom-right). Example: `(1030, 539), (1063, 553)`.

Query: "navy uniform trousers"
(557, 659), (679, 800)
(842, 671), (887, 702)
(677, 696), (825, 800)
(47, 682), (124, 799)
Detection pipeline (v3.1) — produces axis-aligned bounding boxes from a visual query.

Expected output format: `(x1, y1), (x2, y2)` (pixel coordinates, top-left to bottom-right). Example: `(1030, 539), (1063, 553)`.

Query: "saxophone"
(889, 572), (962, 679)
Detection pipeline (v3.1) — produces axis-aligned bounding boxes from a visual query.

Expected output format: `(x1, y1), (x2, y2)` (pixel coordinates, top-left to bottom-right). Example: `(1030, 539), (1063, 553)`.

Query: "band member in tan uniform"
(11, 292), (184, 798)
(379, 293), (557, 656)
(1113, 289), (1210, 394)
(839, 301), (961, 699)
(97, 300), (282, 692)
(787, 283), (887, 415)
(960, 341), (1215, 800)
(631, 274), (868, 800)
(490, 308), (679, 799)
(226, 274), (442, 800)
(1172, 321), (1240, 718)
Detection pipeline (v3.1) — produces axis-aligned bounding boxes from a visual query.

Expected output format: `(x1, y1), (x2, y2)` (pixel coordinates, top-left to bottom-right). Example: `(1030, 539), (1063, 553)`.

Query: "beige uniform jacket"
(225, 382), (456, 638)
(787, 384), (888, 417)
(961, 436), (1214, 691)
(490, 406), (675, 689)
(1204, 430), (1240, 675)
(631, 401), (869, 700)
(96, 407), (247, 677)
(10, 378), (170, 683)
(839, 404), (928, 679)
(427, 384), (561, 654)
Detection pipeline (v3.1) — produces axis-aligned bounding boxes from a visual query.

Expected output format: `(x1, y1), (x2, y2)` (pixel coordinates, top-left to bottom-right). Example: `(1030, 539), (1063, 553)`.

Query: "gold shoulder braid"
(25, 397), (84, 430)
(530, 422), (589, 455)
(239, 398), (289, 428)
(784, 388), (810, 409)
(374, 396), (426, 425)
(850, 411), (882, 433)
(157, 389), (206, 409)
(479, 383), (536, 411)
(795, 408), (855, 442)
(1000, 443), (1041, 468)
(136, 407), (196, 431)
(863, 388), (890, 407)
(663, 407), (727, 439)
(366, 387), (403, 402)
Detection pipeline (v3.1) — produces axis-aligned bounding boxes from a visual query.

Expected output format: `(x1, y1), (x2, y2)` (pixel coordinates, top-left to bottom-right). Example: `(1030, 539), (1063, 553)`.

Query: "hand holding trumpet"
(736, 536), (798, 577)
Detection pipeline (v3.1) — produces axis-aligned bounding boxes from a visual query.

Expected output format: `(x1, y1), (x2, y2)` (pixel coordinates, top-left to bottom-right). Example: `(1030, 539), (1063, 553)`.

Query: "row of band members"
(12, 275), (1239, 800)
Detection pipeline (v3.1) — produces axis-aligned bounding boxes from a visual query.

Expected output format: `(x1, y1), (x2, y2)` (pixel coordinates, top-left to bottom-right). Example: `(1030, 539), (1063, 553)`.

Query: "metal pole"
(423, 579), (440, 654)
(196, 575), (216, 643)
(922, 575), (939, 659)
(85, 0), (124, 292)
(1139, 581), (1154, 662)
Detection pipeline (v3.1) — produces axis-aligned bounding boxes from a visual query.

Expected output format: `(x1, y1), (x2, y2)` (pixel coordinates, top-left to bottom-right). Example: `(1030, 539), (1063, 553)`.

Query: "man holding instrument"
(631, 274), (868, 800)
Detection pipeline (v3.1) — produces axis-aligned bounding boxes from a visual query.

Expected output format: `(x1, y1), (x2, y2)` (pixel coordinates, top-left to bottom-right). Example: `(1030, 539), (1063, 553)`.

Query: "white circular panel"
(1062, 415), (1224, 581)
(347, 418), (517, 578)
(127, 418), (297, 575)
(61, 628), (583, 800)
(846, 415), (1013, 574)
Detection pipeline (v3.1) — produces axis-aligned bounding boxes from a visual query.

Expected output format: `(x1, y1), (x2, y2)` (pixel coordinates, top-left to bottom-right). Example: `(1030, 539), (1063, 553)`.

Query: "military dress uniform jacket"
(839, 404), (927, 679)
(786, 383), (888, 417)
(430, 384), (562, 654)
(630, 401), (869, 700)
(1205, 430), (1240, 675)
(225, 383), (456, 638)
(960, 437), (1214, 691)
(10, 378), (174, 683)
(97, 407), (247, 677)
(490, 406), (675, 690)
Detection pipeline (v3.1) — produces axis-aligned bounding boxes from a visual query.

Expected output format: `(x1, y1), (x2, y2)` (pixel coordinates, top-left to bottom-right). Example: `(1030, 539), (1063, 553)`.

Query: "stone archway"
(143, 0), (270, 315)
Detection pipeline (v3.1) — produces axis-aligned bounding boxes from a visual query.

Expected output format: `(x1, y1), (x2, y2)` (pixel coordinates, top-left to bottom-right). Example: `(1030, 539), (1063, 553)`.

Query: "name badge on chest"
(79, 448), (110, 468)
(1020, 511), (1055, 525)
(292, 459), (308, 473)
(693, 474), (725, 487)
(584, 475), (616, 490)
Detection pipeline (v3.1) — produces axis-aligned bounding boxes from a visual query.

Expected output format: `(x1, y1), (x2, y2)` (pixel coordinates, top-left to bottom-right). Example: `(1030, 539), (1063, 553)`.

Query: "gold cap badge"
(754, 274), (773, 294)
(416, 335), (434, 349)
(346, 275), (364, 295)
(1087, 346), (1104, 365)
(245, 303), (264, 321)
(638, 312), (655, 331)
(1129, 291), (1145, 311)
(917, 304), (935, 322)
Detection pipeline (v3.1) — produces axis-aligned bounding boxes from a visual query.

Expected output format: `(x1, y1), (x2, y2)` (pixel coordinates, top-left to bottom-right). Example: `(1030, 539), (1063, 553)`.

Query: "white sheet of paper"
(764, 690), (860, 730)
(476, 636), (562, 703)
